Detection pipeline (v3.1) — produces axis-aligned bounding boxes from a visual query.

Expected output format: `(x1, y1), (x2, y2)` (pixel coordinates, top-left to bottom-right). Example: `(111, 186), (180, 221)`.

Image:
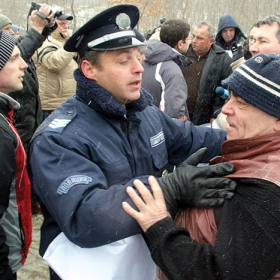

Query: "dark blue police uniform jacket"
(29, 69), (226, 256)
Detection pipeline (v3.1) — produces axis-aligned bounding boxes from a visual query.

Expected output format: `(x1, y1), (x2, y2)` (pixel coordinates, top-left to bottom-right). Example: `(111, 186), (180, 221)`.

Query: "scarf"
(159, 133), (280, 280)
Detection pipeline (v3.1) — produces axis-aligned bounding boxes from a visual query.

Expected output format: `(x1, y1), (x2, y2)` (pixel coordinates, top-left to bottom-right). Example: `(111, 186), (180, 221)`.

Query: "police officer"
(28, 4), (236, 280)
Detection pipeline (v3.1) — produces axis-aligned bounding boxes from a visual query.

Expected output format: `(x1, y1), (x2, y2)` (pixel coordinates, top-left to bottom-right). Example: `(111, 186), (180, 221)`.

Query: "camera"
(28, 2), (62, 20)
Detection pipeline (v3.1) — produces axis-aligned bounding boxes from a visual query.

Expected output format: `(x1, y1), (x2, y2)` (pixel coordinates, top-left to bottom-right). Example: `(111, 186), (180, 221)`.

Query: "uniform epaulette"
(46, 113), (75, 133)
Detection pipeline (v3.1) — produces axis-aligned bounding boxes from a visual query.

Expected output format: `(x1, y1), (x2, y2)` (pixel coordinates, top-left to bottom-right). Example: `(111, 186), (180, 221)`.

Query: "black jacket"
(8, 27), (50, 153)
(215, 14), (247, 62)
(146, 178), (280, 279)
(183, 44), (232, 125)
(0, 95), (18, 279)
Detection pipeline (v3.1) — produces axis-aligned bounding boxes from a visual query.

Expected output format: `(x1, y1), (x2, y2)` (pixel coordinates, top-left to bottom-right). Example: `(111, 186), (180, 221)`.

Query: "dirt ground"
(17, 214), (49, 280)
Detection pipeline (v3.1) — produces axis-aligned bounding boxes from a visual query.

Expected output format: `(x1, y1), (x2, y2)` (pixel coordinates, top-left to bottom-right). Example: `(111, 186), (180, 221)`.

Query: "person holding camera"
(33, 12), (78, 120)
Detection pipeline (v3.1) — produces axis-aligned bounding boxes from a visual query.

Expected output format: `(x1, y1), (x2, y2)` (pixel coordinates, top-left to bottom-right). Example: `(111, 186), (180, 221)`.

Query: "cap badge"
(254, 56), (264, 63)
(116, 13), (131, 30)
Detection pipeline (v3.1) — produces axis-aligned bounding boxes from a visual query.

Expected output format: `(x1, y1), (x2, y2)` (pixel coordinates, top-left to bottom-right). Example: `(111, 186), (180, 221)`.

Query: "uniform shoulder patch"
(150, 131), (165, 148)
(46, 114), (75, 133)
(57, 175), (93, 195)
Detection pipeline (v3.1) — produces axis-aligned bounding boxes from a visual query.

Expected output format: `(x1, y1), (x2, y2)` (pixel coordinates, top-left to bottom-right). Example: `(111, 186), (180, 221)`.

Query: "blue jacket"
(28, 69), (226, 256)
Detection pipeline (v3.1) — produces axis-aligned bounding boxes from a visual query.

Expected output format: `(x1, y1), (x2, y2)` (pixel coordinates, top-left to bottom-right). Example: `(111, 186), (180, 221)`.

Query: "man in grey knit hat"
(123, 53), (280, 279)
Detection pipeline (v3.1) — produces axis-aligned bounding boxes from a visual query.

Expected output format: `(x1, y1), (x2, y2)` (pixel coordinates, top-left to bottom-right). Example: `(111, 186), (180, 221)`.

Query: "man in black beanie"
(123, 53), (280, 279)
(0, 7), (53, 152)
(0, 4), (56, 213)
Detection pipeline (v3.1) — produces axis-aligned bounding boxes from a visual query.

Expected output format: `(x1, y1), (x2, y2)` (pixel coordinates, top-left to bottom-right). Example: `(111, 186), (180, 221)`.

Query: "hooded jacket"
(28, 69), (227, 257)
(142, 39), (192, 120)
(215, 15), (247, 62)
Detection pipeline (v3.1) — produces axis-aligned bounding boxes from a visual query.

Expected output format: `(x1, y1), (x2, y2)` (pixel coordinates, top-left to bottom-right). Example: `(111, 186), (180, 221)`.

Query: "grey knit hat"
(0, 30), (15, 70)
(0, 14), (12, 30)
(222, 53), (280, 119)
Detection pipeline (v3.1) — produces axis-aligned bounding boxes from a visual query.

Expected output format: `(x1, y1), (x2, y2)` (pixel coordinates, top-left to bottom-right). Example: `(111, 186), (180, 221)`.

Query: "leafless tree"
(0, 0), (279, 36)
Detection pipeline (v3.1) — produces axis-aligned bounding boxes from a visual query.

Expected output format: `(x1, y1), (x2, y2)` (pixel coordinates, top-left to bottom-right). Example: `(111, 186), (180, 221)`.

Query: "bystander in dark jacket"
(215, 14), (247, 62)
(182, 22), (232, 125)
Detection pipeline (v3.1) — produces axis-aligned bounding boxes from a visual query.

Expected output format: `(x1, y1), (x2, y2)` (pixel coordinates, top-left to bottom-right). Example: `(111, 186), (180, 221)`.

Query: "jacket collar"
(0, 92), (20, 119)
(210, 133), (280, 186)
(74, 69), (153, 118)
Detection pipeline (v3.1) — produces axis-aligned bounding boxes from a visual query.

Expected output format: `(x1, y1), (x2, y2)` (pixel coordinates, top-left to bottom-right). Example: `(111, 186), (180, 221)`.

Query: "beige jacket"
(33, 31), (78, 111)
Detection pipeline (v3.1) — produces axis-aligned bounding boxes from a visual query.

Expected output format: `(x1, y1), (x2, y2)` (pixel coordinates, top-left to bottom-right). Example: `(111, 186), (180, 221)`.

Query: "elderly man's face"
(222, 92), (278, 140)
(55, 19), (70, 37)
(0, 46), (28, 94)
(250, 22), (280, 56)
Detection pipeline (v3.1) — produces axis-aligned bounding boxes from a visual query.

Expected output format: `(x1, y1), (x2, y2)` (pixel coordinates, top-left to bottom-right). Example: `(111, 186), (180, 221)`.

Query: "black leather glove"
(158, 148), (236, 216)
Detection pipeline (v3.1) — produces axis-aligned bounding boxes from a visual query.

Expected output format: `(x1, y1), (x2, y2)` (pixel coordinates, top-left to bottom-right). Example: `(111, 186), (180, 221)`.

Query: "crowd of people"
(0, 2), (280, 280)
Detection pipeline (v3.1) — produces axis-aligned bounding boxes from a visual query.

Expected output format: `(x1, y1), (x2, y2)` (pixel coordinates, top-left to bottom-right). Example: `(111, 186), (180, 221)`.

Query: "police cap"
(64, 4), (146, 57)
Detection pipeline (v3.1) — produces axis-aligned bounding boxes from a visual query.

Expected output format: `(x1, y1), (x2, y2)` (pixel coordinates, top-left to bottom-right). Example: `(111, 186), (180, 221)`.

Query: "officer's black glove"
(158, 148), (236, 216)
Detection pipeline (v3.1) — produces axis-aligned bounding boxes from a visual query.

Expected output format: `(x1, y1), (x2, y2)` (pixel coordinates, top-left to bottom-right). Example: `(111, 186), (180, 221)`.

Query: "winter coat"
(28, 69), (227, 257)
(0, 93), (32, 279)
(142, 39), (192, 120)
(8, 27), (47, 152)
(33, 31), (78, 111)
(148, 133), (280, 280)
(183, 44), (232, 125)
(215, 14), (247, 62)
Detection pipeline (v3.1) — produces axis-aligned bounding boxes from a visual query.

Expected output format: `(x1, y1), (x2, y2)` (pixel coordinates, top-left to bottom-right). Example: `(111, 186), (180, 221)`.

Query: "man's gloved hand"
(158, 148), (236, 216)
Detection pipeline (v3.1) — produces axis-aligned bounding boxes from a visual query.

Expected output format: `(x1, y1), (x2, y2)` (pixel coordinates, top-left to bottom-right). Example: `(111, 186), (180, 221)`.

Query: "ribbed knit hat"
(0, 30), (15, 70)
(222, 53), (280, 119)
(0, 14), (12, 30)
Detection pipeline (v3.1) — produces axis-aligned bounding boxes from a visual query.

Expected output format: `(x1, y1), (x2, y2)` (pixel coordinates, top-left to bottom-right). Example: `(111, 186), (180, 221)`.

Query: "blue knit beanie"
(223, 53), (280, 119)
(0, 30), (15, 70)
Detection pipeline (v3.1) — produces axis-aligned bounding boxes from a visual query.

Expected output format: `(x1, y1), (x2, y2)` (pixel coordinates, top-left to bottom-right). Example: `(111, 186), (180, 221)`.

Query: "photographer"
(32, 12), (78, 120)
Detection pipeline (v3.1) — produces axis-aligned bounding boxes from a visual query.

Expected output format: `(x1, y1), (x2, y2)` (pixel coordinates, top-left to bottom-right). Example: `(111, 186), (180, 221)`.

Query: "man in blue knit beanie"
(123, 53), (280, 279)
